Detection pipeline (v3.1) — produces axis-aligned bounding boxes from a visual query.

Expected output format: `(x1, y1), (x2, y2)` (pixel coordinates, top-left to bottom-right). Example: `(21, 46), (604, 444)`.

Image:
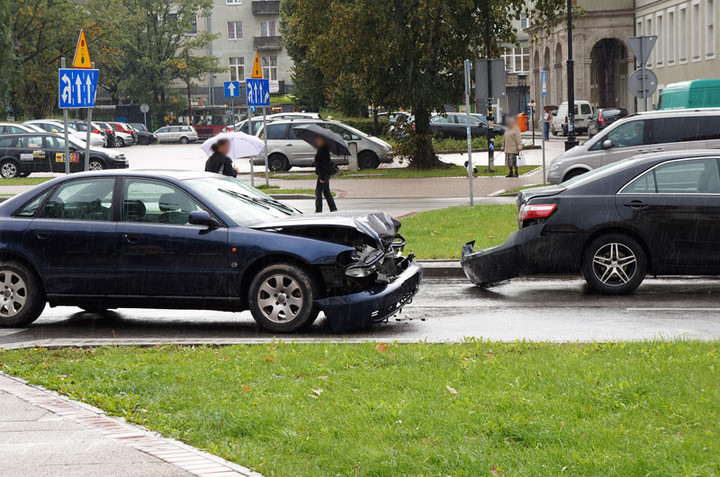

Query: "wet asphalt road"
(2, 276), (720, 349)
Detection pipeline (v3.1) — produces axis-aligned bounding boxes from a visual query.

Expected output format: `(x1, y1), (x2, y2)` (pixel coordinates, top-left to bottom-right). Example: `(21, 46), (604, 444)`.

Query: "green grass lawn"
(1, 342), (718, 476)
(264, 165), (537, 180)
(256, 184), (334, 196)
(401, 204), (517, 259)
(0, 177), (52, 185)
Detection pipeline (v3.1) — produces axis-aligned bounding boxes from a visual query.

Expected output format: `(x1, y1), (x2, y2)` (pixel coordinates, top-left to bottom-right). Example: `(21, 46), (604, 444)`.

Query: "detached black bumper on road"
(461, 225), (586, 286)
(315, 260), (422, 331)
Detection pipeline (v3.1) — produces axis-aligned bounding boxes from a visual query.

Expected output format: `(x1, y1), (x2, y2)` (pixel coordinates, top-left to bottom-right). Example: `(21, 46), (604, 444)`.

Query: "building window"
(656, 13), (664, 65)
(636, 17), (643, 36)
(691, 2), (700, 59)
(520, 14), (529, 30)
(226, 0), (241, 4)
(260, 20), (277, 37)
(229, 57), (244, 82)
(188, 17), (197, 34)
(501, 46), (530, 73)
(679, 6), (687, 62)
(227, 21), (243, 40)
(667, 9), (676, 64)
(707, 0), (716, 57)
(262, 56), (278, 81)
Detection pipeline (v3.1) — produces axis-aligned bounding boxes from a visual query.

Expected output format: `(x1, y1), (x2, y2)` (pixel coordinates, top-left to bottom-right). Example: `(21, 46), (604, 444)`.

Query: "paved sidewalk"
(0, 373), (262, 477)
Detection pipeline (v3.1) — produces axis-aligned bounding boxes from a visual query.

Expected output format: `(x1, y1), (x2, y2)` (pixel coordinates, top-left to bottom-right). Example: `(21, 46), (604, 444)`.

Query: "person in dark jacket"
(313, 137), (337, 213)
(204, 138), (238, 177)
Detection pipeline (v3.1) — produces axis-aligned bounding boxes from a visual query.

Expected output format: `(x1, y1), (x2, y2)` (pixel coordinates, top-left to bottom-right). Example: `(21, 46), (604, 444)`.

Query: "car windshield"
(185, 176), (299, 226)
(561, 159), (631, 188)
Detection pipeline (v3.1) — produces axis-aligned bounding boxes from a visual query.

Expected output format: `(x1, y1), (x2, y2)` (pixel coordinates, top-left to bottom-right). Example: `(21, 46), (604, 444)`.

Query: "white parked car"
(154, 125), (198, 144)
(0, 123), (42, 134)
(551, 100), (594, 136)
(24, 120), (105, 147)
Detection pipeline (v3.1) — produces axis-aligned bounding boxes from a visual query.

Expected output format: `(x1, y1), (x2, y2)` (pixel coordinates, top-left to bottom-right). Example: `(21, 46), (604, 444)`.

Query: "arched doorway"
(590, 39), (628, 108)
(543, 47), (551, 104)
(554, 43), (563, 104)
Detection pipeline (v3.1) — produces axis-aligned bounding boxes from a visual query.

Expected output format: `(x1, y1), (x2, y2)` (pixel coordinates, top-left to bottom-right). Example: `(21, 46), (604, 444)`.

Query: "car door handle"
(124, 233), (141, 244)
(623, 200), (648, 209)
(286, 143), (293, 147)
(34, 230), (50, 240)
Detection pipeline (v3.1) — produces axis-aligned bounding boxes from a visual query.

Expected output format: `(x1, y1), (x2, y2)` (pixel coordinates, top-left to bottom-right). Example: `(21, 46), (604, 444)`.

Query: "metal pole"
(564, 0), (578, 151)
(464, 59), (474, 207)
(61, 57), (70, 175)
(541, 94), (546, 186)
(531, 102), (535, 146)
(485, 0), (495, 172)
(84, 61), (94, 171)
(640, 39), (647, 112)
(248, 105), (254, 186)
(263, 106), (269, 186)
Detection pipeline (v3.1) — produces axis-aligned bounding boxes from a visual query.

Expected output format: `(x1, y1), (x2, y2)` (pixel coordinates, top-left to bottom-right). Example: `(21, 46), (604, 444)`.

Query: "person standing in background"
(503, 117), (522, 178)
(313, 136), (337, 213)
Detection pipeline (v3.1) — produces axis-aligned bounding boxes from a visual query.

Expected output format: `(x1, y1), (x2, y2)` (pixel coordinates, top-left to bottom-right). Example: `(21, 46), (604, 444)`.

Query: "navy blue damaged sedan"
(0, 171), (421, 332)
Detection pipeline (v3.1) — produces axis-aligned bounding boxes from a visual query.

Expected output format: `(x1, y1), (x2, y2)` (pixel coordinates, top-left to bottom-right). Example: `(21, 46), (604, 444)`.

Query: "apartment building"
(635, 0), (719, 105)
(194, 0), (293, 106)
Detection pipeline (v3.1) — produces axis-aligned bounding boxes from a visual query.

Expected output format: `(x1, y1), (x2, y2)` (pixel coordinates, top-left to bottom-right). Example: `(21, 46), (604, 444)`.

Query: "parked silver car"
(252, 119), (394, 171)
(154, 125), (198, 144)
(547, 109), (720, 184)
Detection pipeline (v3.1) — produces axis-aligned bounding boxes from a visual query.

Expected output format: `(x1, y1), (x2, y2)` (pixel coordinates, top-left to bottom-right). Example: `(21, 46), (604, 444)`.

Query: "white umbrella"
(200, 131), (265, 159)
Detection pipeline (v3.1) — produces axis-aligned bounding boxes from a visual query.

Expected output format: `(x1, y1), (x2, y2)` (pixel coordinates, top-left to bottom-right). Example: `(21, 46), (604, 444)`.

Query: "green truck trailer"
(658, 79), (720, 110)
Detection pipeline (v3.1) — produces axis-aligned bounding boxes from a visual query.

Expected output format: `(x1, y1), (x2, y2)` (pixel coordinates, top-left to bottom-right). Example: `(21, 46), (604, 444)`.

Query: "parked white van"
(551, 100), (594, 136)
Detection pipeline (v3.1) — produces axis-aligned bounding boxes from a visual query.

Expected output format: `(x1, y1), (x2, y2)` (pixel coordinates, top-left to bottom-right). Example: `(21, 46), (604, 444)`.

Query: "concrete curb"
(417, 260), (464, 278)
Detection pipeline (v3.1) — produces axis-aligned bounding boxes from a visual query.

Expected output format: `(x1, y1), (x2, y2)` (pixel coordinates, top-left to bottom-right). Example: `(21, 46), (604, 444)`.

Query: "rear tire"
(0, 262), (45, 328)
(179, 136), (189, 144)
(358, 151), (380, 169)
(268, 153), (290, 172)
(248, 263), (319, 333)
(582, 234), (647, 295)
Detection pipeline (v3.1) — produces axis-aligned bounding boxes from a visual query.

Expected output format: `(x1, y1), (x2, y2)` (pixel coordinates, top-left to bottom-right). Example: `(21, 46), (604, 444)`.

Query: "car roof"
(625, 107), (720, 120)
(621, 149), (720, 166)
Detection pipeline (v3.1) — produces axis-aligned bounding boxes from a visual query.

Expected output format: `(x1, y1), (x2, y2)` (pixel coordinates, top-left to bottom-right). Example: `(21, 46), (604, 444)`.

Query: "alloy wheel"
(0, 269), (27, 318)
(257, 274), (304, 323)
(591, 243), (637, 286)
(1, 162), (18, 178)
(89, 161), (103, 171)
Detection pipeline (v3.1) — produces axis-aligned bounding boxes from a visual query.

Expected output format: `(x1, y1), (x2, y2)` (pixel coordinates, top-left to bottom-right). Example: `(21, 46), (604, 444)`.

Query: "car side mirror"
(551, 112), (556, 116)
(189, 210), (220, 228)
(601, 139), (612, 150)
(68, 146), (77, 152)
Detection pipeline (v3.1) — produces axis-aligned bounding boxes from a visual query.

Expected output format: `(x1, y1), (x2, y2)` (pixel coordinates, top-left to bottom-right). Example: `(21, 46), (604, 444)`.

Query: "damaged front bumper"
(315, 259), (422, 332)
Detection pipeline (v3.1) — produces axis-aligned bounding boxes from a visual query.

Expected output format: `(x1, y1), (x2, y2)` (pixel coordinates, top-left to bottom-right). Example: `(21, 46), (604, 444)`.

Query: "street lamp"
(564, 0), (578, 151)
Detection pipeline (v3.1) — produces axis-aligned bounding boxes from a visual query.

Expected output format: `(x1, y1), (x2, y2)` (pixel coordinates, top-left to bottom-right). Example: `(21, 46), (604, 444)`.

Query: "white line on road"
(627, 307), (720, 311)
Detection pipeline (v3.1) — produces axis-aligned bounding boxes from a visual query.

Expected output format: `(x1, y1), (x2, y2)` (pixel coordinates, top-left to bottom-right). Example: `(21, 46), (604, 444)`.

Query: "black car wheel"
(138, 136), (149, 145)
(179, 136), (189, 144)
(562, 169), (587, 182)
(88, 160), (104, 171)
(248, 263), (319, 333)
(582, 234), (647, 295)
(0, 262), (45, 327)
(358, 151), (380, 169)
(0, 159), (20, 179)
(268, 153), (289, 172)
(115, 137), (124, 147)
(551, 125), (558, 136)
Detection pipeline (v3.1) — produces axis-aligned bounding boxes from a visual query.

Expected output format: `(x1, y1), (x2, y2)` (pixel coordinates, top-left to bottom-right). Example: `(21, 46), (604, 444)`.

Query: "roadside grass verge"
(502, 183), (547, 195)
(401, 204), (517, 259)
(0, 177), (52, 185)
(1, 342), (718, 476)
(263, 165), (538, 180)
(256, 184), (335, 196)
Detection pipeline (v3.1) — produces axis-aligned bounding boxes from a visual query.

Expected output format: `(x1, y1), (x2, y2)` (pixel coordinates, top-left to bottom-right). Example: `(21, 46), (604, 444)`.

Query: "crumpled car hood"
(250, 211), (400, 247)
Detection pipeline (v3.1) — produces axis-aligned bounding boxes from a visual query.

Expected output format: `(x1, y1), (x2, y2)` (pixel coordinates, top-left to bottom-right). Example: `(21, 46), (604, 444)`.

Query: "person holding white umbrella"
(201, 131), (266, 177)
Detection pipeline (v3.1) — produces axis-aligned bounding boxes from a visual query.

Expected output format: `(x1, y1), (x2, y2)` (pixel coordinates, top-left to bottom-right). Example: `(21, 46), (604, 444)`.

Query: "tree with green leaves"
(283, 0), (567, 169)
(0, 0), (14, 112)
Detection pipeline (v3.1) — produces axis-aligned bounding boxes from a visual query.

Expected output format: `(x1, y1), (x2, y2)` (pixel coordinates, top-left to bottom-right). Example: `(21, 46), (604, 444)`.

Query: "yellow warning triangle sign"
(251, 51), (263, 79)
(72, 30), (92, 69)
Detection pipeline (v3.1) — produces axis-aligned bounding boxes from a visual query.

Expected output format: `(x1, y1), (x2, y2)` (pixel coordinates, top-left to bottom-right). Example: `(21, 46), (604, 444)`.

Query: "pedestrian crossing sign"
(72, 30), (92, 69)
(251, 51), (263, 79)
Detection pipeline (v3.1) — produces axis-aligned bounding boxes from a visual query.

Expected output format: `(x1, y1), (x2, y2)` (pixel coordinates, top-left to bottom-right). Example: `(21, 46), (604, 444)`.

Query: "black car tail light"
(519, 204), (557, 222)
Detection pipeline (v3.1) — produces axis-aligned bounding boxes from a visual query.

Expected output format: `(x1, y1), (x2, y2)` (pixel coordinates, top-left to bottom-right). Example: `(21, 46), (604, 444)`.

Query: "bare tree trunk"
(410, 107), (446, 169)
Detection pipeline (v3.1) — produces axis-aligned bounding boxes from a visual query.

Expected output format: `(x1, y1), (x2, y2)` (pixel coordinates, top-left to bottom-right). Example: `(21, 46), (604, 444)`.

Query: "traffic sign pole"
(61, 57), (70, 175)
(84, 61), (95, 171)
(541, 70), (547, 186)
(262, 106), (269, 187)
(463, 59), (473, 208)
(248, 105), (254, 186)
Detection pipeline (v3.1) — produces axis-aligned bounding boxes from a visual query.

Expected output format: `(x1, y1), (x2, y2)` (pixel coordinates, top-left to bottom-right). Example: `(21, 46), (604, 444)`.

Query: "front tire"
(551, 125), (558, 136)
(248, 264), (319, 333)
(114, 137), (124, 147)
(582, 234), (647, 295)
(0, 262), (45, 327)
(0, 159), (20, 179)
(268, 153), (290, 172)
(179, 136), (189, 144)
(138, 136), (149, 145)
(88, 160), (104, 171)
(358, 151), (380, 169)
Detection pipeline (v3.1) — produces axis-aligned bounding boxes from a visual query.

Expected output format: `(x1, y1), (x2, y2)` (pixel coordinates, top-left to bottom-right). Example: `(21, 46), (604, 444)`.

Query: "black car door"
(44, 135), (83, 173)
(617, 157), (720, 270)
(24, 177), (118, 295)
(13, 135), (48, 174)
(116, 178), (229, 297)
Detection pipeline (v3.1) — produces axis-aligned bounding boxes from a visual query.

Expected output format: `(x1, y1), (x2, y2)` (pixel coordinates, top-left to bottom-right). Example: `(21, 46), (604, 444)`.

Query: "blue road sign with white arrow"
(58, 68), (99, 108)
(224, 81), (240, 98)
(541, 70), (547, 96)
(246, 78), (270, 107)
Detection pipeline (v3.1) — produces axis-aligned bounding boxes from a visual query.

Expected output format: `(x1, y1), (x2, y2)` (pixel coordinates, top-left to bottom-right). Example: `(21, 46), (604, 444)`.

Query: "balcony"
(254, 36), (282, 51)
(252, 0), (280, 15)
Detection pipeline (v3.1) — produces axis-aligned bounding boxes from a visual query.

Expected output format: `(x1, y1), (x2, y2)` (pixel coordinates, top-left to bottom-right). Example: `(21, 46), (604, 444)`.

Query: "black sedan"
(587, 108), (628, 138)
(129, 123), (159, 145)
(0, 171), (421, 332)
(462, 151), (720, 294)
(0, 133), (128, 178)
(430, 113), (504, 139)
